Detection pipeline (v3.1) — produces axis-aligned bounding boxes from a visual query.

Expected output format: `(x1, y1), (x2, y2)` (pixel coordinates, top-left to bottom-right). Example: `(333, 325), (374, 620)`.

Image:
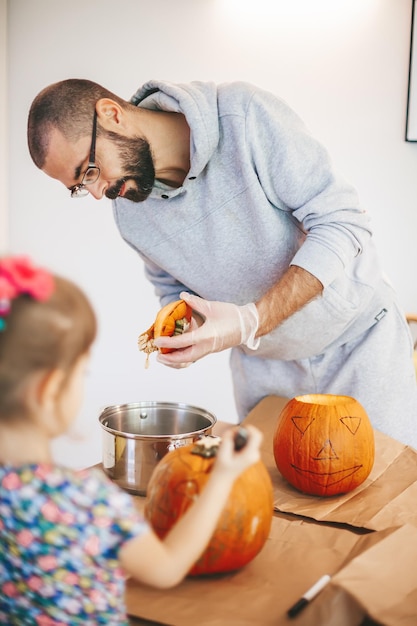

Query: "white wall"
(7, 0), (417, 469)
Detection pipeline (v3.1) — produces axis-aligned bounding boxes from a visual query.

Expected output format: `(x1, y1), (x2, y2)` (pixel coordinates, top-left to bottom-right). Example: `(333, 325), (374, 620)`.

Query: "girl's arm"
(118, 425), (262, 589)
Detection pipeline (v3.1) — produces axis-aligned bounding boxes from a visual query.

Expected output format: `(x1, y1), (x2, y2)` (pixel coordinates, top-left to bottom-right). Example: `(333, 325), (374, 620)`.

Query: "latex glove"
(155, 316), (199, 369)
(155, 292), (259, 366)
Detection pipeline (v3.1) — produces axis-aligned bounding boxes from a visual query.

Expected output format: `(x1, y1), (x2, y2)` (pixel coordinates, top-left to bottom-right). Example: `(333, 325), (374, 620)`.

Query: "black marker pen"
(287, 574), (331, 618)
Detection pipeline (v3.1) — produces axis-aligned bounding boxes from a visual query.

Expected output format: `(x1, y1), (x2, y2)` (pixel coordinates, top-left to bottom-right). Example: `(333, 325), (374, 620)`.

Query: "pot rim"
(98, 400), (217, 440)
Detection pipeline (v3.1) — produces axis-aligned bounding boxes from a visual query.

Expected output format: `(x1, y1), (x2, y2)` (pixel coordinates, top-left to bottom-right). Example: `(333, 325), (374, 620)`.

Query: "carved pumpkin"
(145, 436), (274, 575)
(273, 394), (375, 497)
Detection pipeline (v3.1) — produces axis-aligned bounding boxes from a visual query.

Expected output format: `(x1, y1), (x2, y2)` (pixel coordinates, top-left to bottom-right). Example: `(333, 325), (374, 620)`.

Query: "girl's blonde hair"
(0, 273), (97, 419)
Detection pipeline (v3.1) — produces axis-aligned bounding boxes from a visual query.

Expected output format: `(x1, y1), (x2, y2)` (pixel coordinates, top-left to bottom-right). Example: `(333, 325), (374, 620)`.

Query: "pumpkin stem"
(191, 436), (221, 458)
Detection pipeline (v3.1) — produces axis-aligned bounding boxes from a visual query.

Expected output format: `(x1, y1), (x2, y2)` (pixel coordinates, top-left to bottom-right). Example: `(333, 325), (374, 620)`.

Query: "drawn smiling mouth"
(290, 464), (364, 487)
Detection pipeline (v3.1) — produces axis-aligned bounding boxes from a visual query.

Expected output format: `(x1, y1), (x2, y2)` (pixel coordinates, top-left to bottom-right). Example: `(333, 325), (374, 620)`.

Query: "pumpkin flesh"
(138, 299), (192, 358)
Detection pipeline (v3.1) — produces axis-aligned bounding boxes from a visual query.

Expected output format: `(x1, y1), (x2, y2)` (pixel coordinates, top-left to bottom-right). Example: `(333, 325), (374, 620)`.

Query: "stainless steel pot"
(99, 401), (217, 495)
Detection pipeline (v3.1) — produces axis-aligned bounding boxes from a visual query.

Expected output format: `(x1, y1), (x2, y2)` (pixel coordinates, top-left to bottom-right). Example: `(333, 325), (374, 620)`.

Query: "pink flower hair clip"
(0, 256), (55, 331)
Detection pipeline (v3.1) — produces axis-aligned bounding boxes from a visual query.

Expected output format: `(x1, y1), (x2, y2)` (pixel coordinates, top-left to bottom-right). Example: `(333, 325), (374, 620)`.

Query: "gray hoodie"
(114, 80), (392, 360)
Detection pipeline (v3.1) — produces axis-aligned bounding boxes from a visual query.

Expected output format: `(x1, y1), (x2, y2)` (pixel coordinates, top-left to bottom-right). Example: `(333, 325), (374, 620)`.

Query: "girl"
(0, 255), (262, 625)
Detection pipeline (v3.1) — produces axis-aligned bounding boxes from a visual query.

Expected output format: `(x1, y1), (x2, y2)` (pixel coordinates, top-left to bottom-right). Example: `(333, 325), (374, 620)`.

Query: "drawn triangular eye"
(291, 415), (315, 434)
(340, 416), (362, 435)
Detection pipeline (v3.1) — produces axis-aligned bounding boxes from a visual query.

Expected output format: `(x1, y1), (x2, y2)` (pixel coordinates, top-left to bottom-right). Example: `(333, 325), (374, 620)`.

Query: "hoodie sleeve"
(244, 87), (372, 287)
(142, 254), (192, 306)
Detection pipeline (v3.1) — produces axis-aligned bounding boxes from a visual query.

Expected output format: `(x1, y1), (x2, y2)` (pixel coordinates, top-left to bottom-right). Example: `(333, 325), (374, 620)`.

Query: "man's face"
(43, 125), (155, 202)
(100, 129), (155, 202)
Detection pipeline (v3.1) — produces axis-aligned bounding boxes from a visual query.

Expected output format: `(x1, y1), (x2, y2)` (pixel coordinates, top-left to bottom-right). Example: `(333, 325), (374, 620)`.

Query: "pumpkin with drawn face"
(273, 394), (375, 497)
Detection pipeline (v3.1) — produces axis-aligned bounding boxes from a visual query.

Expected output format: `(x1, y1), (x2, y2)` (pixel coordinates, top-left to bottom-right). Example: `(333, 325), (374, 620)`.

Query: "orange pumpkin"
(145, 435), (274, 575)
(273, 394), (375, 497)
(138, 299), (192, 361)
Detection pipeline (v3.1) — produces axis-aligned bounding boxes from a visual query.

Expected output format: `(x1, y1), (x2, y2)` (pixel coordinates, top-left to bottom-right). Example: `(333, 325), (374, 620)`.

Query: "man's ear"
(95, 98), (125, 130)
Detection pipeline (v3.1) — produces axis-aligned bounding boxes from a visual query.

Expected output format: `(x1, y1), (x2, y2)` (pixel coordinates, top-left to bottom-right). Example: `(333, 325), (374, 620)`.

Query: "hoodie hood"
(130, 80), (220, 179)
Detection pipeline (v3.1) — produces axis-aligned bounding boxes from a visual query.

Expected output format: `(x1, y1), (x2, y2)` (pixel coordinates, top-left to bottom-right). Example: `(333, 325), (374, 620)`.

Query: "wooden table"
(123, 396), (417, 626)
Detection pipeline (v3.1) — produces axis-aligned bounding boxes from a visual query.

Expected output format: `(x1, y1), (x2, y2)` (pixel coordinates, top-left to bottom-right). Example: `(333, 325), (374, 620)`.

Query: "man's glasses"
(70, 110), (100, 198)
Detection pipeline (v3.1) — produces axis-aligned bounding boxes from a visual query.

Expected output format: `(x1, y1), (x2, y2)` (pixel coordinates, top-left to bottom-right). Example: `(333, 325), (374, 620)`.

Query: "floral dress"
(0, 463), (150, 625)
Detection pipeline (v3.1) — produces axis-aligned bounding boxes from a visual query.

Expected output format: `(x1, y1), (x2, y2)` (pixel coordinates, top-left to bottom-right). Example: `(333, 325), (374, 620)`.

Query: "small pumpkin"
(273, 394), (375, 497)
(145, 435), (274, 575)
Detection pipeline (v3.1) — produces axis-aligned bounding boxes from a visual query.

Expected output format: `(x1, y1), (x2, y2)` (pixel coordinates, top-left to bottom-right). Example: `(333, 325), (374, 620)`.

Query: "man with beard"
(27, 78), (417, 448)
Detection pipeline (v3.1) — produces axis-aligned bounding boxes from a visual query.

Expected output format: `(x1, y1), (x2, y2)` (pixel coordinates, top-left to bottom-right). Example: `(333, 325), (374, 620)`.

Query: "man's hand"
(155, 292), (259, 366)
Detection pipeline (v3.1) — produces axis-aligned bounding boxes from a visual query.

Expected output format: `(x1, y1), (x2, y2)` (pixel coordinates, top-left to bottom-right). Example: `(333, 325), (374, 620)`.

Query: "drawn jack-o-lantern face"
(273, 394), (375, 496)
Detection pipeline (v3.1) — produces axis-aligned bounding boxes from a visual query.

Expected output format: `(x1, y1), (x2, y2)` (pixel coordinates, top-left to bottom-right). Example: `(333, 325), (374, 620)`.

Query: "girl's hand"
(214, 425), (262, 479)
